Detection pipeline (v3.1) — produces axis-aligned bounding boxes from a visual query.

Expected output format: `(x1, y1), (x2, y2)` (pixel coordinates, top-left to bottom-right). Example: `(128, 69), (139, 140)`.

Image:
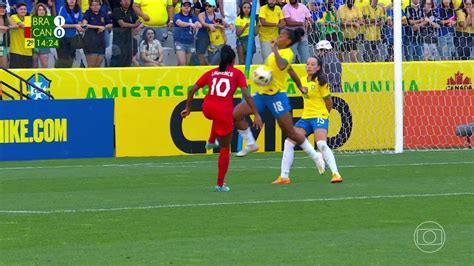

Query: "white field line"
(0, 160), (472, 171)
(0, 192), (472, 215)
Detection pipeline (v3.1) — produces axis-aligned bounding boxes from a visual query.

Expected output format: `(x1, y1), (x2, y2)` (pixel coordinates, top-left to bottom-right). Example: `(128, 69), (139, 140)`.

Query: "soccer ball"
(252, 66), (272, 86)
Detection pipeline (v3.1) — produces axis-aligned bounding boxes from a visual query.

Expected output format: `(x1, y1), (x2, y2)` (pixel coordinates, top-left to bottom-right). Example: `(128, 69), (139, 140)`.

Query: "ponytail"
(286, 28), (305, 46)
(219, 45), (236, 71)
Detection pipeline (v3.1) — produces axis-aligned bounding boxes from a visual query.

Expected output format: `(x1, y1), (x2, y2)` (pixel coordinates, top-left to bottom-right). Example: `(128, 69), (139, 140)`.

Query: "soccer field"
(1, 150), (473, 265)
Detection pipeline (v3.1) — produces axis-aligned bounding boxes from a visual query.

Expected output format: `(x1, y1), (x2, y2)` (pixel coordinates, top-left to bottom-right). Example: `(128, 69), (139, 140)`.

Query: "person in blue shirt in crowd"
(174, 0), (201, 66)
(55, 0), (83, 68)
(82, 0), (113, 67)
(384, 1), (409, 61)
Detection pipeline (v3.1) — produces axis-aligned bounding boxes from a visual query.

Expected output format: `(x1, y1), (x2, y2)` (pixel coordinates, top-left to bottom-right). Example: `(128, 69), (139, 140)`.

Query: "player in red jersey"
(181, 45), (262, 192)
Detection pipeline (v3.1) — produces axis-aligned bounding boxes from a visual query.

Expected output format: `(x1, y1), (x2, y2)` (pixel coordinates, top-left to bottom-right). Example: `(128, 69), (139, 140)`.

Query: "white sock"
(317, 140), (339, 174)
(299, 139), (319, 163)
(238, 127), (256, 146)
(280, 139), (295, 178)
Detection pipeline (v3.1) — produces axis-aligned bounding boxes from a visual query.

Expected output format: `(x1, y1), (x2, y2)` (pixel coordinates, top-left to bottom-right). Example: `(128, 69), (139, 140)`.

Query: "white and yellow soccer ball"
(252, 66), (272, 86)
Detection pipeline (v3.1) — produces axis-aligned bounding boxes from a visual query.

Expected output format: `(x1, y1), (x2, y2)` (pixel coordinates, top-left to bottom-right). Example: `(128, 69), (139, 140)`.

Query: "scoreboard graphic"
(24, 16), (65, 48)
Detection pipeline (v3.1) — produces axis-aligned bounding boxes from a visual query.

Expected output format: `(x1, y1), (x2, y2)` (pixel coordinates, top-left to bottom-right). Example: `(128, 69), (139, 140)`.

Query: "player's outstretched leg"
(234, 102), (259, 157)
(215, 132), (232, 192)
(273, 139), (294, 184)
(316, 140), (343, 183)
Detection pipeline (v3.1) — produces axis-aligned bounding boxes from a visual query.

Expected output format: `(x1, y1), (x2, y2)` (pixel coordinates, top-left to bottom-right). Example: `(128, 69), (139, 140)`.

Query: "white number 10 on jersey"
(210, 78), (231, 97)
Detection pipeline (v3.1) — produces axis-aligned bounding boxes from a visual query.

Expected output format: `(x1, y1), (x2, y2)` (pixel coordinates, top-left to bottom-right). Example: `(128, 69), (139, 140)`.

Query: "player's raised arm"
(181, 84), (200, 118)
(288, 66), (306, 95)
(181, 72), (209, 118)
(241, 86), (263, 129)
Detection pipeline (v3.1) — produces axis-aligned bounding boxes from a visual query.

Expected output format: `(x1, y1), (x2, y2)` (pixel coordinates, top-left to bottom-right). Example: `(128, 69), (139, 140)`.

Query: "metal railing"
(0, 66), (54, 100)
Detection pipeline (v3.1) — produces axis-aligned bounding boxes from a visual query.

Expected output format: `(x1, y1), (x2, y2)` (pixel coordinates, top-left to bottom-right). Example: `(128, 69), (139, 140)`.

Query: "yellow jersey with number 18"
(300, 75), (331, 119)
(256, 48), (294, 95)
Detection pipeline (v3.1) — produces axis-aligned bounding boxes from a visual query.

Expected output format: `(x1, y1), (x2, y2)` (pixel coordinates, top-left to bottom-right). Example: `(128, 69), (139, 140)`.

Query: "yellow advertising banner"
(4, 61), (473, 100)
(114, 92), (394, 157)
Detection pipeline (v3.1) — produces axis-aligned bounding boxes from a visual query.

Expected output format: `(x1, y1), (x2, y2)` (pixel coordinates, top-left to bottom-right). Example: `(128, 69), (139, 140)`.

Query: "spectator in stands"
(111, 0), (141, 67)
(32, 0), (54, 14)
(197, 1), (218, 65)
(133, 0), (174, 45)
(207, 14), (226, 65)
(384, 0), (410, 61)
(338, 0), (362, 62)
(139, 28), (164, 66)
(422, 0), (440, 60)
(193, 0), (206, 16)
(82, 0), (112, 67)
(455, 0), (473, 59)
(0, 1), (9, 68)
(317, 0), (341, 52)
(9, 0), (33, 13)
(383, 1), (406, 61)
(9, 2), (32, 68)
(32, 3), (50, 68)
(306, 1), (323, 48)
(259, 0), (285, 60)
(55, 0), (83, 68)
(174, 0), (201, 66)
(235, 2), (258, 64)
(282, 0), (312, 63)
(436, 0), (456, 60)
(406, 0), (426, 61)
(363, 0), (384, 62)
(316, 40), (342, 92)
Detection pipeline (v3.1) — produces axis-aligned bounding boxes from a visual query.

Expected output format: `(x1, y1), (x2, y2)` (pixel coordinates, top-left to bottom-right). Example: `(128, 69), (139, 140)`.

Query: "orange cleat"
(331, 173), (343, 183)
(272, 176), (291, 185)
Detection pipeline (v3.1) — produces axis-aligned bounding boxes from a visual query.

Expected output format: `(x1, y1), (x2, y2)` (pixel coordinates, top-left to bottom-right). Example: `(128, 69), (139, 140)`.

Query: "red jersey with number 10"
(196, 66), (248, 107)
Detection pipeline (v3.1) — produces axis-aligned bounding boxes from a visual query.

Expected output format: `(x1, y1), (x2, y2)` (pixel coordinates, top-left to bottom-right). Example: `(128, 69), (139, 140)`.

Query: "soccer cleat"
(315, 152), (325, 175)
(331, 173), (343, 183)
(272, 176), (291, 185)
(205, 140), (220, 150)
(236, 144), (259, 157)
(215, 184), (231, 192)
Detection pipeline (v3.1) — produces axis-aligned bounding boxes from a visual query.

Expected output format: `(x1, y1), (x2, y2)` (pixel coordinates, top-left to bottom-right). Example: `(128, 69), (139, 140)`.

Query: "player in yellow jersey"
(233, 28), (325, 182)
(277, 56), (343, 184)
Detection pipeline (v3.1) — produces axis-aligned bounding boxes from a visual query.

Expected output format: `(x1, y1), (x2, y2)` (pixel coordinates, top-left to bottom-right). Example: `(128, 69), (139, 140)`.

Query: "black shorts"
(9, 53), (33, 68)
(83, 30), (105, 55)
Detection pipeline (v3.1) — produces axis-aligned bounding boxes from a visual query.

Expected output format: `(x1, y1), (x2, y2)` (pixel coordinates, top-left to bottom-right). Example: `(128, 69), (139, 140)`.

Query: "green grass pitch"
(1, 150), (473, 265)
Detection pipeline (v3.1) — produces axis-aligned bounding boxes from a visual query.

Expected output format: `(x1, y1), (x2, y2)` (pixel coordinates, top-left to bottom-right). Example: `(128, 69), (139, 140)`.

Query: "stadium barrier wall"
(5, 61), (474, 100)
(0, 99), (114, 161)
(2, 61), (472, 158)
(114, 94), (394, 157)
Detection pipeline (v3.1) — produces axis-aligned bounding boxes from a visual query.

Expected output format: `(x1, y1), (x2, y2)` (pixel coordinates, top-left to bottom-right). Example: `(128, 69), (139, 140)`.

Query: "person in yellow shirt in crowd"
(235, 2), (259, 64)
(363, 0), (385, 61)
(338, 0), (363, 62)
(278, 56), (343, 184)
(207, 14), (226, 64)
(133, 0), (174, 46)
(258, 0), (285, 60)
(455, 0), (473, 59)
(9, 2), (32, 68)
